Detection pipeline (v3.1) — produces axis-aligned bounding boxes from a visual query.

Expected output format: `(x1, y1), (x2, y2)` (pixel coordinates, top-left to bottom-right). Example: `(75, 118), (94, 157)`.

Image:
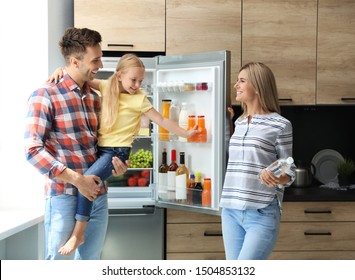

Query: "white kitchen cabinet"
(74, 0), (165, 52)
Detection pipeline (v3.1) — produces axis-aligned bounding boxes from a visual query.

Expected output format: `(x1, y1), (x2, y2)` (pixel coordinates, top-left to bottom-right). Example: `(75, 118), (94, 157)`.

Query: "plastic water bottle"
(266, 157), (294, 177)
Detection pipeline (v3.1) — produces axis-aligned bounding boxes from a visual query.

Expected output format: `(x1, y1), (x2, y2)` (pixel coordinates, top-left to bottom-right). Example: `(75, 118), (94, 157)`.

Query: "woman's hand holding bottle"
(259, 157), (294, 187)
(259, 169), (290, 187)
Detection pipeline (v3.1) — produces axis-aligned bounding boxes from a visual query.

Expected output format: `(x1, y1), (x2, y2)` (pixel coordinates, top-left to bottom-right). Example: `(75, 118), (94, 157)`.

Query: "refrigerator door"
(153, 50), (231, 216)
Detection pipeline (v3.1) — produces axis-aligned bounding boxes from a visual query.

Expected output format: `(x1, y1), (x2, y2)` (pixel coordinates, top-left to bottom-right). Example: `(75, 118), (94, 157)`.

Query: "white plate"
(311, 149), (344, 184)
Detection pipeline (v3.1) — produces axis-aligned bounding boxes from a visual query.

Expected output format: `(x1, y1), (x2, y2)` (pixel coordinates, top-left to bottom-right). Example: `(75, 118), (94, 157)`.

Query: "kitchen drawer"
(167, 209), (221, 223)
(282, 202), (355, 222)
(270, 251), (355, 260)
(275, 222), (355, 251)
(167, 252), (225, 260)
(166, 223), (224, 253)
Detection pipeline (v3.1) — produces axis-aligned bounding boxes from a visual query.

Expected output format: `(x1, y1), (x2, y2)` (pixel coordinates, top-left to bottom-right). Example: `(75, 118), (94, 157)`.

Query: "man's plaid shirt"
(24, 73), (102, 197)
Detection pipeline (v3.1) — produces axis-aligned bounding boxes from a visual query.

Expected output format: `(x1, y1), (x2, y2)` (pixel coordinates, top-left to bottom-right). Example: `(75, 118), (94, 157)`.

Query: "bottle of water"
(266, 157), (294, 177)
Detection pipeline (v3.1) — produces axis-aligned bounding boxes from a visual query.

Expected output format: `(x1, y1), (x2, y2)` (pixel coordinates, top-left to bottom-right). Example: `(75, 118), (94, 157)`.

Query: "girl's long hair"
(100, 54), (145, 131)
(239, 62), (280, 118)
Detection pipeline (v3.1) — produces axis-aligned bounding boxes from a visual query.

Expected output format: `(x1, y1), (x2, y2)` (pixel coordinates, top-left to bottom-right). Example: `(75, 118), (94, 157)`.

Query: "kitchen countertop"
(0, 210), (44, 241)
(284, 185), (355, 202)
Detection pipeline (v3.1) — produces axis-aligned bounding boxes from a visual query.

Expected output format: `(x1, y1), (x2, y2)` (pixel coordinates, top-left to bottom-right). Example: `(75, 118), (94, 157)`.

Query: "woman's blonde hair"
(239, 62), (280, 118)
(100, 53), (145, 131)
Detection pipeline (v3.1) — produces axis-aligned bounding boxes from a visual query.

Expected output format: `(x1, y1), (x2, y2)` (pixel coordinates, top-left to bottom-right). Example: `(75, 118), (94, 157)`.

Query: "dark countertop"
(284, 185), (355, 202)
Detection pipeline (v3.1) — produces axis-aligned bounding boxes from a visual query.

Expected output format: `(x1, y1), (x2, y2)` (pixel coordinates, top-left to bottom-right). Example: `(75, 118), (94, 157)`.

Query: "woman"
(220, 62), (296, 260)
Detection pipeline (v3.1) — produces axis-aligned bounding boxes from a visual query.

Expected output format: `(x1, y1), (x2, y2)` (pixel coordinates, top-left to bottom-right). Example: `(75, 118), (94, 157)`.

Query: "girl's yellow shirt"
(98, 80), (153, 147)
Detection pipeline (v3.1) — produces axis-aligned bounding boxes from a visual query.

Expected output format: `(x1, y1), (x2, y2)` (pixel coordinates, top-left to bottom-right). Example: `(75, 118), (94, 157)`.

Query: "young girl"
(220, 62), (296, 260)
(49, 53), (198, 255)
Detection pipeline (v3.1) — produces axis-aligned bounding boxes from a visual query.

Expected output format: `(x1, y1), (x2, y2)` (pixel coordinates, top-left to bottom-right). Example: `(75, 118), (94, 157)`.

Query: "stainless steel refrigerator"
(98, 50), (231, 259)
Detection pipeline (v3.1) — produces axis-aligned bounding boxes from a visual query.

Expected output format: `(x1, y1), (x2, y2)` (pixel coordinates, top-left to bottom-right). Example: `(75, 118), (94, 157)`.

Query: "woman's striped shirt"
(220, 112), (296, 211)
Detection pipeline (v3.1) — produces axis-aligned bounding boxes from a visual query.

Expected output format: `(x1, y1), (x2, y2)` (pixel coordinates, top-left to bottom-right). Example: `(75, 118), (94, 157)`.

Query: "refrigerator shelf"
(128, 167), (154, 171)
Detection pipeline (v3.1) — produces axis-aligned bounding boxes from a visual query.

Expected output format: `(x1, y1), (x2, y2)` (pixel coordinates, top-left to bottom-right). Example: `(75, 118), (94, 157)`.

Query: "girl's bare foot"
(58, 234), (85, 255)
(58, 220), (87, 255)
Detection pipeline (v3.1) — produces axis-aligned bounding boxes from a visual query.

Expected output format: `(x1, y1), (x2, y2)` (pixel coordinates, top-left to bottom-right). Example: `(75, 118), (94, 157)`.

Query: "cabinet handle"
(204, 230), (222, 237)
(304, 210), (332, 214)
(341, 98), (355, 101)
(108, 205), (155, 216)
(278, 98), (293, 102)
(107, 43), (134, 48)
(304, 231), (332, 236)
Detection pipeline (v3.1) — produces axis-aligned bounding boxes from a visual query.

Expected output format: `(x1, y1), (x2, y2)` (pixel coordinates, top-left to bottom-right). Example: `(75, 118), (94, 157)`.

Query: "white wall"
(0, 0), (73, 210)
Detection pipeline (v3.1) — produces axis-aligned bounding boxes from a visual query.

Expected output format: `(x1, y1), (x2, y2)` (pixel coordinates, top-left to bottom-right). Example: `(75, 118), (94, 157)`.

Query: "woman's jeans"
(44, 193), (108, 260)
(221, 198), (281, 260)
(76, 146), (130, 221)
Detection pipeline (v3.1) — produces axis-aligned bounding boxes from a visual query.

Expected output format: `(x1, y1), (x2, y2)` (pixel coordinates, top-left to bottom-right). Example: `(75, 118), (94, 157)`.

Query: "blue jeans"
(44, 193), (108, 260)
(76, 146), (130, 221)
(221, 198), (281, 260)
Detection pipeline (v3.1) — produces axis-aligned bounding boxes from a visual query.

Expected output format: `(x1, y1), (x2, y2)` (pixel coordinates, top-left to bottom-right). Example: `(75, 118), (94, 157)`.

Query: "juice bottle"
(202, 178), (211, 207)
(187, 115), (197, 142)
(159, 99), (171, 141)
(197, 115), (207, 142)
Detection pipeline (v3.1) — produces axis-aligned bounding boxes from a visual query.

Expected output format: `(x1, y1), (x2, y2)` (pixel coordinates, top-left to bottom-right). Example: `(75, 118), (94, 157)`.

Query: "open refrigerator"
(103, 50), (231, 216)
(99, 50), (230, 259)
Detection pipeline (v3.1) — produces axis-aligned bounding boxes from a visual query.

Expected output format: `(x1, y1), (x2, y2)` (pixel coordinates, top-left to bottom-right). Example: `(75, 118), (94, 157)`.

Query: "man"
(24, 27), (128, 260)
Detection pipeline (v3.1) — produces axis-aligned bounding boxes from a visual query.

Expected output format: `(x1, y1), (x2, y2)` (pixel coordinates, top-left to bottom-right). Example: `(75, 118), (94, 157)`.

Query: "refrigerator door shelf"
(157, 82), (213, 93)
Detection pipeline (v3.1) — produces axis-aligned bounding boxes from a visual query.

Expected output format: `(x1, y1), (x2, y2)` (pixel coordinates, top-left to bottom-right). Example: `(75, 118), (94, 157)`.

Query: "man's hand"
(75, 174), (102, 201)
(56, 168), (101, 201)
(112, 157), (129, 177)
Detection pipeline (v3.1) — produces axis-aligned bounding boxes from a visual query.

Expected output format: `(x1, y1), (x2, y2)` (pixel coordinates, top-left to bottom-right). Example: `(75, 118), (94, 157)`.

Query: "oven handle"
(108, 205), (155, 216)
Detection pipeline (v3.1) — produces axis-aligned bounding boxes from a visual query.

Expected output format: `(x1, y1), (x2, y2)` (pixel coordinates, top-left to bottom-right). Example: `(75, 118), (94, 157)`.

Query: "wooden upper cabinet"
(166, 0), (241, 101)
(74, 0), (165, 52)
(242, 0), (317, 105)
(317, 0), (355, 104)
